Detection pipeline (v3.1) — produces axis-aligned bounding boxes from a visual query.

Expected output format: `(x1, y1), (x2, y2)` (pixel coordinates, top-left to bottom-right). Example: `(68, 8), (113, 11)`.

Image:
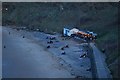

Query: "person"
(102, 49), (105, 53)
(61, 51), (65, 55)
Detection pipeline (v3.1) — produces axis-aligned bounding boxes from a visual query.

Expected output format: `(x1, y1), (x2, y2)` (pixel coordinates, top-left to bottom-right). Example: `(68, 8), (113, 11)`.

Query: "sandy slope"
(2, 27), (74, 78)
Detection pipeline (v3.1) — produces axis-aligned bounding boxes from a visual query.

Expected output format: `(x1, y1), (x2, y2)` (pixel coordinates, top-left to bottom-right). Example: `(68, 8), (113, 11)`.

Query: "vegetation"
(2, 2), (119, 78)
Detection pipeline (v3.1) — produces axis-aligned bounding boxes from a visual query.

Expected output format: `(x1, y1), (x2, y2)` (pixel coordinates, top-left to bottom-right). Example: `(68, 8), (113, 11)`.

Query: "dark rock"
(17, 28), (20, 31)
(61, 48), (64, 50)
(46, 37), (49, 39)
(69, 64), (72, 67)
(50, 37), (56, 40)
(47, 40), (53, 44)
(55, 40), (59, 42)
(47, 45), (50, 48)
(61, 47), (64, 50)
(50, 40), (53, 43)
(65, 45), (69, 48)
(81, 65), (83, 67)
(4, 45), (6, 48)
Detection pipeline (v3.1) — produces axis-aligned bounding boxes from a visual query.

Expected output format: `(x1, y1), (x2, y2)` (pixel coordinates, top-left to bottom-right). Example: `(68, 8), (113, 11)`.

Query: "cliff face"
(2, 2), (119, 78)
